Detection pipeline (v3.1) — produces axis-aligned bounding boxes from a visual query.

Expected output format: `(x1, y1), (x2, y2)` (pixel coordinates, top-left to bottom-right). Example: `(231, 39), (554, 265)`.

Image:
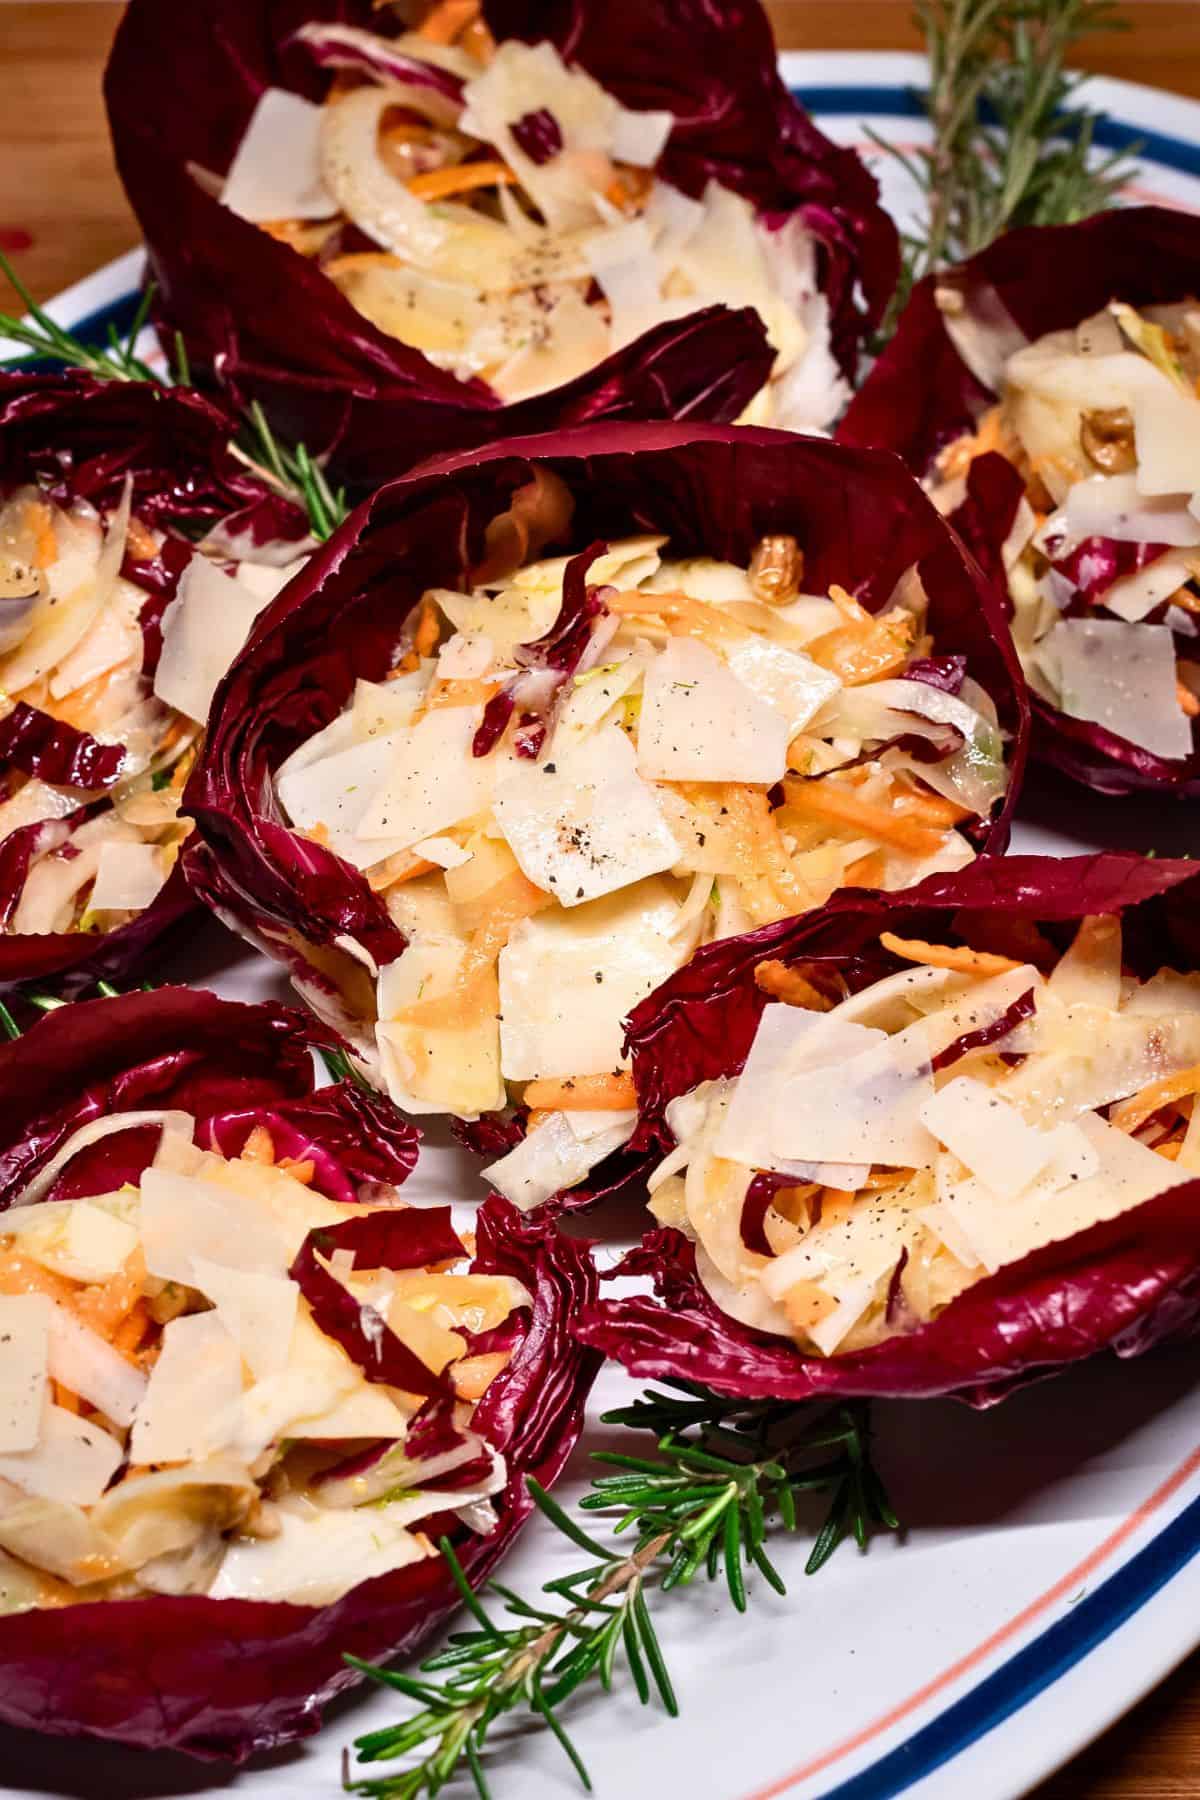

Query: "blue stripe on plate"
(810, 1484), (1200, 1800)
(791, 83), (1200, 177)
(9, 290), (146, 368)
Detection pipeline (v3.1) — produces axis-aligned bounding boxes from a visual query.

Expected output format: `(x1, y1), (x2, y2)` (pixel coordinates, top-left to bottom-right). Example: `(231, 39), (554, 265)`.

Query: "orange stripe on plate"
(743, 1440), (1200, 1800)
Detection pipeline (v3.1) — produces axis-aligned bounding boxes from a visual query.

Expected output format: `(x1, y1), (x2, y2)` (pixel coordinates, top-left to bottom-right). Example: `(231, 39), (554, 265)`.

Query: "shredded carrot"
(1170, 587), (1200, 616)
(407, 160), (518, 202)
(458, 16), (495, 60)
(261, 218), (337, 257)
(52, 1381), (82, 1415)
(782, 1280), (838, 1333)
(48, 669), (125, 730)
(895, 786), (974, 827)
(844, 849), (887, 887)
(451, 1350), (511, 1401)
(1110, 1064), (1200, 1135)
(606, 587), (745, 644)
(23, 498), (57, 571)
(523, 1073), (637, 1111)
(392, 650), (422, 676)
(524, 1109), (554, 1133)
(721, 786), (815, 914)
(754, 961), (833, 1011)
(423, 677), (502, 712)
(0, 1251), (77, 1308)
(395, 869), (551, 1027)
(784, 779), (946, 856)
(1178, 679), (1200, 719)
(413, 596), (440, 660)
(828, 583), (870, 627)
(417, 0), (480, 43)
(279, 1157), (317, 1186)
(605, 166), (654, 212)
(240, 1127), (276, 1166)
(866, 1167), (912, 1189)
(169, 745), (198, 793)
(75, 1253), (145, 1339)
(807, 609), (914, 686)
(323, 251), (405, 282)
(367, 853), (437, 893)
(1155, 1138), (1184, 1161)
(112, 1300), (151, 1359)
(125, 516), (159, 562)
(878, 932), (1022, 977)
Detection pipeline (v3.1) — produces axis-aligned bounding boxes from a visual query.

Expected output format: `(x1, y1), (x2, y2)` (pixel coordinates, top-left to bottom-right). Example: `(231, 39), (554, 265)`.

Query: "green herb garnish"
(346, 1386), (898, 1798)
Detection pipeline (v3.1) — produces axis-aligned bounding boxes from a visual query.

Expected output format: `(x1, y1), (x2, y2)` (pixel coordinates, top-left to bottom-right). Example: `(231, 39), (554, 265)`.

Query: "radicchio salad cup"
(183, 420), (1027, 1214)
(0, 370), (313, 998)
(576, 853), (1200, 1407)
(104, 0), (898, 485)
(0, 986), (597, 1758)
(840, 207), (1200, 797)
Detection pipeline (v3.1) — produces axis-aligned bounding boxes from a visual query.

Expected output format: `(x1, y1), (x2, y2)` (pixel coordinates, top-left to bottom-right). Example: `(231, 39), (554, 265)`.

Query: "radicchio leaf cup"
(577, 852), (1200, 1408)
(182, 419), (1028, 1210)
(839, 206), (1200, 797)
(0, 986), (599, 1759)
(0, 371), (308, 999)
(103, 0), (898, 487)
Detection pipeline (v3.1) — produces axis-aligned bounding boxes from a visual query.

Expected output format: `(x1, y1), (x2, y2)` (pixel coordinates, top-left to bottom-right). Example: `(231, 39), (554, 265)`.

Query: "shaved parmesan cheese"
(276, 729), (416, 870)
(0, 1197), (138, 1283)
(377, 939), (504, 1119)
(234, 557), (309, 603)
(832, 964), (966, 1030)
(350, 670), (428, 741)
(637, 638), (789, 783)
(0, 1296), (50, 1453)
(1133, 382), (1200, 497)
(723, 636), (841, 736)
(413, 835), (472, 870)
(190, 1260), (299, 1382)
(48, 577), (142, 701)
(610, 105), (673, 166)
(1103, 551), (1194, 622)
(1002, 999), (1200, 1124)
(642, 558), (753, 604)
(1048, 915), (1122, 1010)
(1049, 618), (1192, 760)
(87, 840), (168, 914)
(139, 1167), (291, 1285)
(498, 878), (682, 1079)
(1064, 473), (1200, 548)
(553, 649), (647, 753)
(131, 1313), (245, 1466)
(437, 633), (494, 681)
(435, 584), (560, 649)
(920, 1079), (1061, 1200)
(210, 1499), (430, 1605)
(154, 555), (273, 724)
(0, 1404), (122, 1505)
(935, 1112), (1184, 1273)
(713, 1007), (873, 1187)
(767, 1011), (938, 1168)
(483, 1107), (637, 1211)
(492, 725), (678, 907)
(45, 1302), (147, 1427)
(355, 707), (501, 847)
(221, 88), (334, 223)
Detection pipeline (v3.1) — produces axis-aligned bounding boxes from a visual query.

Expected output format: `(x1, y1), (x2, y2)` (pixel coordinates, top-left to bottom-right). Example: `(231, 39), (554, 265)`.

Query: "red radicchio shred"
(804, 724), (965, 783)
(930, 986), (1037, 1073)
(885, 1245), (909, 1324)
(947, 450), (1025, 597)
(511, 107), (563, 163)
(518, 542), (608, 674)
(514, 713), (548, 758)
(473, 687), (516, 757)
(1050, 537), (1171, 611)
(905, 654), (968, 695)
(741, 1171), (792, 1255)
(0, 701), (127, 790)
(289, 1207), (465, 1397)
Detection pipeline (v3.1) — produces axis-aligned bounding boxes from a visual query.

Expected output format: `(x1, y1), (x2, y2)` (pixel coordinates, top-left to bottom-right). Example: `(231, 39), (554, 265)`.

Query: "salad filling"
(648, 911), (1200, 1358)
(220, 1), (847, 429)
(0, 482), (308, 945)
(0, 1109), (520, 1612)
(274, 510), (1010, 1204)
(927, 295), (1200, 765)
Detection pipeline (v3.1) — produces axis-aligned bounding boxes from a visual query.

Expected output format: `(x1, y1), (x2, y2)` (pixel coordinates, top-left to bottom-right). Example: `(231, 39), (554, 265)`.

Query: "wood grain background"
(2, 4), (1200, 1794)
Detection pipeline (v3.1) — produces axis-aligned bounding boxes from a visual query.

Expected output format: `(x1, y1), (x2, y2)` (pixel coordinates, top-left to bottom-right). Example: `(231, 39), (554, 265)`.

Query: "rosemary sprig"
(0, 253), (348, 541)
(346, 1386), (898, 1799)
(872, 0), (1139, 336)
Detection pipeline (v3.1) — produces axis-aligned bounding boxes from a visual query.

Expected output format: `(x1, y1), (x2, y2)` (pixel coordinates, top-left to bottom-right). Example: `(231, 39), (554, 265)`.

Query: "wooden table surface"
(3, 3), (1200, 1795)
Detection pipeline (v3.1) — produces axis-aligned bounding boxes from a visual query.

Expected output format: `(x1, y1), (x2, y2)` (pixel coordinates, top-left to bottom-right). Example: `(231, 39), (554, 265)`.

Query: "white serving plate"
(6, 50), (1200, 1800)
